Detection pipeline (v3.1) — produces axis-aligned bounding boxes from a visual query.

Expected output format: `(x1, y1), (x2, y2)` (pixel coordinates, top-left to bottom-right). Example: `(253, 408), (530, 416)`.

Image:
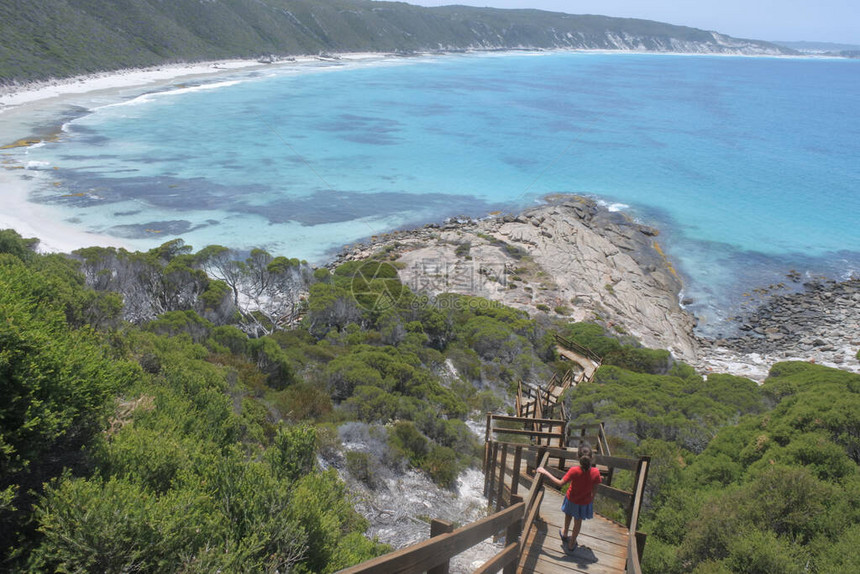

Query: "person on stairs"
(537, 444), (602, 554)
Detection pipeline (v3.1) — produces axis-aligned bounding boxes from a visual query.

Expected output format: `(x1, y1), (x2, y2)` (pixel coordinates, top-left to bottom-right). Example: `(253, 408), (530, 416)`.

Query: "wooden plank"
(517, 519), (628, 574)
(527, 536), (627, 570)
(540, 494), (629, 546)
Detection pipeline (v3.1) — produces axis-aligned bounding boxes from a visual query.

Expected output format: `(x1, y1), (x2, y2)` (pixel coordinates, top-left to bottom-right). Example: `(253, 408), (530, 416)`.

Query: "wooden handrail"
(553, 333), (603, 364)
(626, 457), (650, 574)
(519, 451), (549, 557)
(490, 414), (566, 426)
(565, 422), (606, 430)
(541, 449), (637, 471)
(493, 428), (564, 438)
(337, 502), (525, 574)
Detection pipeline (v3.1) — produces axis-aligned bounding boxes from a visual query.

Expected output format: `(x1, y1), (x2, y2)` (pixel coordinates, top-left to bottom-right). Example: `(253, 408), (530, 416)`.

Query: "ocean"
(5, 52), (860, 336)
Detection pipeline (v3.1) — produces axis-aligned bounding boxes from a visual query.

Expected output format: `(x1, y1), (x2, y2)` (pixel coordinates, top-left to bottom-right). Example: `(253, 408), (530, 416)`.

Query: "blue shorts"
(562, 498), (594, 520)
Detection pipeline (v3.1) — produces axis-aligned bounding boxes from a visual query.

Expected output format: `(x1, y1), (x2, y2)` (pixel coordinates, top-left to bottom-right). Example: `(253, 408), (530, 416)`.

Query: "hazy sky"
(407, 1), (860, 44)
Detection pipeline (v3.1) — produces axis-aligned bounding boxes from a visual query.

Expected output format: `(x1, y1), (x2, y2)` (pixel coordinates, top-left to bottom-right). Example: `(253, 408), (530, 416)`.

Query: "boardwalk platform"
(518, 487), (629, 574)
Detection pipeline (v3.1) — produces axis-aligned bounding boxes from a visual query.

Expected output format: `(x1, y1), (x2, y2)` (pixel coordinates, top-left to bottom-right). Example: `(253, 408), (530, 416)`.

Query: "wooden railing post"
(511, 446), (523, 497)
(487, 441), (499, 500)
(496, 443), (508, 511)
(635, 531), (647, 563)
(626, 457), (650, 527)
(427, 519), (455, 574)
(503, 495), (523, 574)
(557, 422), (566, 469)
(483, 414), (492, 492)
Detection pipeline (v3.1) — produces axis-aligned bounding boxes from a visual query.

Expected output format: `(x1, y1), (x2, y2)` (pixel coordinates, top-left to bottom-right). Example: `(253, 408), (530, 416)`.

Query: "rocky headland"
(334, 195), (698, 361)
(332, 195), (860, 381)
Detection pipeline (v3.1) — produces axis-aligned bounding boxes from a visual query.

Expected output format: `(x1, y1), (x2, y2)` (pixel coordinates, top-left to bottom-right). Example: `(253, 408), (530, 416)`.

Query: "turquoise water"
(11, 52), (860, 333)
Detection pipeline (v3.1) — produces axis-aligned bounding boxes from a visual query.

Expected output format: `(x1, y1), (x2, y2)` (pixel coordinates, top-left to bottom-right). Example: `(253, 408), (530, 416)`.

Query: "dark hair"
(578, 444), (594, 470)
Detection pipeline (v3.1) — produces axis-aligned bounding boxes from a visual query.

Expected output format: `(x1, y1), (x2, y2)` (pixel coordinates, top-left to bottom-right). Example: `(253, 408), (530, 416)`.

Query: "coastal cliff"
(0, 0), (793, 84)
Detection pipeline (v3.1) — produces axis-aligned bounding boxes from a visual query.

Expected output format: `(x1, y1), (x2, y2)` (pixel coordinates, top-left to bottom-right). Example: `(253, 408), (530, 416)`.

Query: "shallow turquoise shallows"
(15, 52), (860, 333)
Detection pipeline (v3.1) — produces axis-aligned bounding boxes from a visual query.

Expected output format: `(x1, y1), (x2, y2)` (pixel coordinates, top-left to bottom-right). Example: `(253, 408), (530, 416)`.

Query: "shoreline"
(0, 53), (393, 112)
(0, 47), (840, 114)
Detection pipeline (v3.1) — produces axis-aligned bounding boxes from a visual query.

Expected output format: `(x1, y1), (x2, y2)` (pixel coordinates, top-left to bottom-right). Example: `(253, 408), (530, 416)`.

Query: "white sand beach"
(0, 53), (388, 110)
(0, 53), (390, 254)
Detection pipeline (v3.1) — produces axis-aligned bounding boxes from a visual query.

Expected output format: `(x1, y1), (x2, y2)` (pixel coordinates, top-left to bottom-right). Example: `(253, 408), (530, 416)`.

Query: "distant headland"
(0, 0), (795, 85)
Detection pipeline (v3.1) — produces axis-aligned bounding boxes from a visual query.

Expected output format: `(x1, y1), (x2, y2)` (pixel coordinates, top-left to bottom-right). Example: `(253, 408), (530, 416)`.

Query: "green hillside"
(1, 229), (857, 572)
(0, 0), (792, 84)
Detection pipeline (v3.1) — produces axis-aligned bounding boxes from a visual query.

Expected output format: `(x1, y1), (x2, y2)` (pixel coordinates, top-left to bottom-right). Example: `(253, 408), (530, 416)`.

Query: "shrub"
(454, 242), (471, 258)
(280, 382), (334, 422)
(561, 322), (622, 357)
(265, 424), (317, 483)
(248, 337), (296, 390)
(604, 346), (672, 375)
(388, 421), (429, 466)
(422, 445), (460, 489)
(345, 451), (378, 487)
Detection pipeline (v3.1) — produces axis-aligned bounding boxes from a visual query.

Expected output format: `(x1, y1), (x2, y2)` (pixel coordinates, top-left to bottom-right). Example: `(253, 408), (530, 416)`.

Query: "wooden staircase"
(516, 334), (602, 424)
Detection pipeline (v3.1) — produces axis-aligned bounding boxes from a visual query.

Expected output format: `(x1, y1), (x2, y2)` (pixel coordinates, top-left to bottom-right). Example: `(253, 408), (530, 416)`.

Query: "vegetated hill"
(0, 0), (793, 84)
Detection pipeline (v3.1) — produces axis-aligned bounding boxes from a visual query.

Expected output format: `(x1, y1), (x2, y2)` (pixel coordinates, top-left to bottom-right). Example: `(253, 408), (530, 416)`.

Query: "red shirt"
(562, 465), (602, 505)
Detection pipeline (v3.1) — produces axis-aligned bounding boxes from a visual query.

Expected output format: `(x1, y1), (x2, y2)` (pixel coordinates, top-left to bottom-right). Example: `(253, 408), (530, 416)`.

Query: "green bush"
(561, 322), (622, 357)
(248, 336), (296, 390)
(265, 424), (317, 483)
(346, 450), (377, 487)
(422, 445), (460, 489)
(604, 346), (672, 374)
(31, 475), (220, 573)
(388, 421), (429, 466)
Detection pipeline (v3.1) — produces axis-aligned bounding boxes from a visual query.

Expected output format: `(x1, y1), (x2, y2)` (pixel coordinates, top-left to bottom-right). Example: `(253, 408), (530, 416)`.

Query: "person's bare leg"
(569, 518), (582, 550)
(563, 513), (572, 538)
